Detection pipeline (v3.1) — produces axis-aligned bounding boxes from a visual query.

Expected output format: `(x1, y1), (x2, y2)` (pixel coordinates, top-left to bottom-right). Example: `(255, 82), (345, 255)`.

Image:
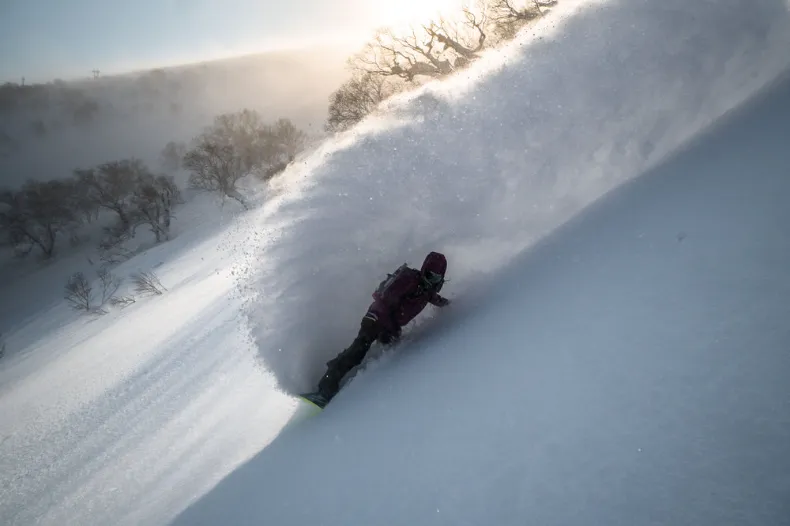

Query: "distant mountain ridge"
(0, 44), (355, 188)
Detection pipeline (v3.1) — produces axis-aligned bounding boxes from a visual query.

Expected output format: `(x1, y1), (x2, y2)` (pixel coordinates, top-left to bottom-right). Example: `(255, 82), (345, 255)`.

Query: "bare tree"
(354, 27), (454, 82)
(24, 179), (77, 256)
(183, 111), (309, 203)
(131, 271), (167, 296)
(0, 180), (77, 258)
(131, 174), (180, 242)
(183, 138), (248, 209)
(64, 272), (94, 311)
(489, 0), (557, 41)
(352, 5), (489, 82)
(98, 223), (133, 256)
(206, 109), (269, 173)
(96, 267), (122, 305)
(65, 176), (99, 224)
(109, 295), (136, 308)
(326, 72), (402, 133)
(425, 8), (488, 67)
(200, 111), (307, 177)
(0, 189), (16, 249)
(491, 0), (556, 19)
(268, 118), (307, 163)
(64, 268), (121, 313)
(75, 159), (146, 233)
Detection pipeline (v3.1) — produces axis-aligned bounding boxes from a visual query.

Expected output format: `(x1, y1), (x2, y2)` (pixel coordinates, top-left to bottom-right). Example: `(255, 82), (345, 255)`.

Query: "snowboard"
(298, 392), (330, 410)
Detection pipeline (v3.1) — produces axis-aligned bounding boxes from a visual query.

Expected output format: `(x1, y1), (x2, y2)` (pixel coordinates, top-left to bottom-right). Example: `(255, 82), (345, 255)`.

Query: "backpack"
(372, 263), (415, 304)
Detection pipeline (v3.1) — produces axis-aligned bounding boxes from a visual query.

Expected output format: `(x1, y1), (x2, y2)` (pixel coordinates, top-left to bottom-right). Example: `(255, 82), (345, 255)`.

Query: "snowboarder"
(312, 251), (451, 405)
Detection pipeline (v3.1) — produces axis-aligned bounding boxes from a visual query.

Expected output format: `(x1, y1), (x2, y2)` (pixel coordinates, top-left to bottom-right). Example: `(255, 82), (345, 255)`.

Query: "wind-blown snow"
(178, 66), (790, 526)
(245, 0), (790, 395)
(1, 0), (789, 525)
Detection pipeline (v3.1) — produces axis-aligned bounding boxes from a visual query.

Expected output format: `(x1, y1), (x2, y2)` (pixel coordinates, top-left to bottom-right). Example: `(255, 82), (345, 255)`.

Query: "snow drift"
(243, 0), (790, 395)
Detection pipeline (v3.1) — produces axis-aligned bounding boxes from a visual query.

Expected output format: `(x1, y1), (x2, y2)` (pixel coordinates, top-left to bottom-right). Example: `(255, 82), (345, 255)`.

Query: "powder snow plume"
(240, 0), (790, 394)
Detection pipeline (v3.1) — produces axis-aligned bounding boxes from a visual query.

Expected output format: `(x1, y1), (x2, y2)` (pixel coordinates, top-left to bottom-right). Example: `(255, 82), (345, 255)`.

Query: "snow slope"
(175, 0), (790, 524)
(1, 0), (789, 525)
(177, 68), (790, 525)
(0, 198), (296, 526)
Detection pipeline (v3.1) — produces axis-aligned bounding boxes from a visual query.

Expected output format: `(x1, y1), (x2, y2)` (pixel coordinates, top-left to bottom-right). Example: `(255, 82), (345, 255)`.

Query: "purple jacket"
(366, 252), (448, 332)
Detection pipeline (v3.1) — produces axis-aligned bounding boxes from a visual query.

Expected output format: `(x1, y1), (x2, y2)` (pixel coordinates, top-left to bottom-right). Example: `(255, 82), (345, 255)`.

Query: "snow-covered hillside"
(0, 195), (296, 526)
(178, 65), (790, 523)
(0, 46), (351, 189)
(1, 0), (790, 525)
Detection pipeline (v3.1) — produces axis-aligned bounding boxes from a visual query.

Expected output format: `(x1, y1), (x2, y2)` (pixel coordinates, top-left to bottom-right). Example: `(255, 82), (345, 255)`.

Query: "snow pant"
(318, 316), (399, 399)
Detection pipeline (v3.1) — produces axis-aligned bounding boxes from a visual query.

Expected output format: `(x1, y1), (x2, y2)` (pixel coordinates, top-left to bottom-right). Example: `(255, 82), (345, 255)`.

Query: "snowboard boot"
(315, 318), (379, 402)
(317, 367), (342, 401)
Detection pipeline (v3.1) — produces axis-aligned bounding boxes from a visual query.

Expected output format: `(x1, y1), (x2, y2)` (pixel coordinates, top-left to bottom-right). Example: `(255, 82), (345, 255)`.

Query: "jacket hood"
(421, 251), (447, 276)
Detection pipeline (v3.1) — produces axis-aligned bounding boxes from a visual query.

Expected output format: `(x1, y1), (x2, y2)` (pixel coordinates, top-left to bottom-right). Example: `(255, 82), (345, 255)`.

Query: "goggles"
(423, 270), (444, 287)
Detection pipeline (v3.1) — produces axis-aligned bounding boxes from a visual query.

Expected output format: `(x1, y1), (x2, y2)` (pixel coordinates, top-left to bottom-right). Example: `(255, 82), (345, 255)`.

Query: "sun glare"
(374, 0), (466, 28)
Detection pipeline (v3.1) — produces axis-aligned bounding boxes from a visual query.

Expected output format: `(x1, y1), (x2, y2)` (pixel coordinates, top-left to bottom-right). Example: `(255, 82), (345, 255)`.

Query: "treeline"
(0, 110), (308, 260)
(179, 111), (307, 209)
(0, 160), (179, 260)
(325, 0), (557, 132)
(0, 80), (100, 135)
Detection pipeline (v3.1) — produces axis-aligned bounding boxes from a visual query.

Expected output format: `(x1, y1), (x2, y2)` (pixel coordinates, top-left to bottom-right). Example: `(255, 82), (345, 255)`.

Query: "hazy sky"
(0, 0), (461, 83)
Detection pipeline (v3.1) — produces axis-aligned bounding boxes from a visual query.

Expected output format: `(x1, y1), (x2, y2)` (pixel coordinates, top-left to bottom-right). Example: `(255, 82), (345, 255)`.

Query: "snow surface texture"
(177, 70), (790, 525)
(0, 199), (295, 526)
(1, 0), (789, 525)
(245, 0), (790, 395)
